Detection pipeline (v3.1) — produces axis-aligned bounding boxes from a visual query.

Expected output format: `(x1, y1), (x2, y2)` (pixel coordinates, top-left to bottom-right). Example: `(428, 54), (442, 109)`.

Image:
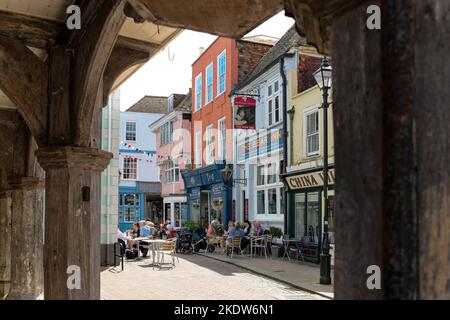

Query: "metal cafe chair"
(156, 239), (178, 269)
(226, 236), (243, 258)
(250, 236), (268, 258)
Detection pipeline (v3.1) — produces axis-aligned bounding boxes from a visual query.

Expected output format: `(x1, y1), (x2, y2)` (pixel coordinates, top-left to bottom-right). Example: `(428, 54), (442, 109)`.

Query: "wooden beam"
(70, 0), (127, 147)
(283, 0), (368, 55)
(0, 35), (48, 146)
(0, 10), (62, 49)
(103, 45), (150, 106)
(129, 0), (283, 38)
(116, 35), (159, 53)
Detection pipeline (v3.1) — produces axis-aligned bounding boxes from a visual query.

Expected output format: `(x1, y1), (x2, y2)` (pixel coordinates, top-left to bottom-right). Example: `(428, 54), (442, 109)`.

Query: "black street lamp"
(313, 57), (332, 285)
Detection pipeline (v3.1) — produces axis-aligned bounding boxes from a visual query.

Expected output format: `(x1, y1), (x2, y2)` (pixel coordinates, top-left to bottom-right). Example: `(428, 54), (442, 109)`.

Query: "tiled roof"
(174, 89), (192, 112)
(126, 96), (168, 114)
(236, 25), (307, 90)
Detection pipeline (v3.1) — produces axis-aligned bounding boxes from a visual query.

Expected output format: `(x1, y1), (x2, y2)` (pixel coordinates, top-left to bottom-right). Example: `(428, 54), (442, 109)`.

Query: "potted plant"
(269, 227), (283, 258)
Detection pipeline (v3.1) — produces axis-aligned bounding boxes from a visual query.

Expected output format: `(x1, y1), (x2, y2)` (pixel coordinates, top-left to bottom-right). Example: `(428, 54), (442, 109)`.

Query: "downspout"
(106, 98), (112, 264)
(280, 57), (289, 234)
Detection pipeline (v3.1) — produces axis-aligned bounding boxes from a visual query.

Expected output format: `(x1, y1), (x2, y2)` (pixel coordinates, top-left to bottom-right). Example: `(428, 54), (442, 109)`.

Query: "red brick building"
(183, 37), (273, 227)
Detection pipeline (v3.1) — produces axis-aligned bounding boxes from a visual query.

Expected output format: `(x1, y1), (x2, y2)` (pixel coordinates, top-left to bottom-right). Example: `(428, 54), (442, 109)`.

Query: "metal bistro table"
(143, 239), (171, 266)
(282, 239), (300, 261)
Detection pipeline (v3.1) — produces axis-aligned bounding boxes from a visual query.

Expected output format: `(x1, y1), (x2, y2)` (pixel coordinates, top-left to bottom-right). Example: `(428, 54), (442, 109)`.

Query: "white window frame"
(125, 121), (137, 142)
(304, 105), (320, 157)
(217, 49), (226, 97)
(195, 73), (203, 111)
(217, 117), (226, 162)
(254, 161), (283, 217)
(266, 79), (282, 127)
(160, 121), (173, 146)
(205, 63), (214, 104)
(165, 159), (180, 183)
(195, 131), (202, 167)
(122, 157), (138, 180)
(205, 124), (214, 165)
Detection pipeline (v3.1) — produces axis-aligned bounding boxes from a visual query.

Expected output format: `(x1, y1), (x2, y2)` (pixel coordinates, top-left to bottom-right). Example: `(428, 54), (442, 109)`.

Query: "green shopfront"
(283, 167), (335, 263)
(182, 164), (232, 228)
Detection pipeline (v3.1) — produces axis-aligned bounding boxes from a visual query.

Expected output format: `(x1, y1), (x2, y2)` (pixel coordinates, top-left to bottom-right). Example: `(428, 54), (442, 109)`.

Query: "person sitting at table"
(140, 220), (153, 238)
(207, 220), (220, 236)
(131, 222), (140, 238)
(226, 223), (247, 253)
(227, 222), (245, 241)
(117, 228), (132, 255)
(253, 220), (265, 236)
(243, 220), (252, 236)
(139, 220), (153, 257)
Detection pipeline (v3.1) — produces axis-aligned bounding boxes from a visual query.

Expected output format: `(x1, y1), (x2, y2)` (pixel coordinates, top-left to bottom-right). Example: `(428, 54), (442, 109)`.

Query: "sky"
(119, 11), (295, 111)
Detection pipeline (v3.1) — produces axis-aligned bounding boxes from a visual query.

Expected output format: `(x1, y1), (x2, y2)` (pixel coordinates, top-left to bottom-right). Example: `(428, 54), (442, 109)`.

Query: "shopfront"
(163, 197), (188, 228)
(234, 126), (285, 230)
(118, 186), (144, 232)
(182, 164), (232, 228)
(283, 167), (335, 263)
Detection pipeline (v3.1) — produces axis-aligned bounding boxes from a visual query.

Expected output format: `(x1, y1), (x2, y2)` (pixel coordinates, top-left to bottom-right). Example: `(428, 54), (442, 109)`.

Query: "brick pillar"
(36, 147), (112, 300)
(6, 177), (44, 300)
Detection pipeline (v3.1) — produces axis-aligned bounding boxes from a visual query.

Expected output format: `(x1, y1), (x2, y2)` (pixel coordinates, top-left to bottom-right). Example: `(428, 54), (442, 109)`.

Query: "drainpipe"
(280, 57), (289, 234)
(106, 97), (112, 264)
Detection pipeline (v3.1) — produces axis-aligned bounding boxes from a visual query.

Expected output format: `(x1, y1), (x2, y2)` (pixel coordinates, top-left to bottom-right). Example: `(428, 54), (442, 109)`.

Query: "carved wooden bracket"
(284, 0), (369, 55)
(0, 36), (48, 146)
(102, 37), (155, 106)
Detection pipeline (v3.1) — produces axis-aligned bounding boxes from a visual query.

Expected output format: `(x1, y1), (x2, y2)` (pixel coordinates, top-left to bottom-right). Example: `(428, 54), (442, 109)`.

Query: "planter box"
(271, 245), (282, 258)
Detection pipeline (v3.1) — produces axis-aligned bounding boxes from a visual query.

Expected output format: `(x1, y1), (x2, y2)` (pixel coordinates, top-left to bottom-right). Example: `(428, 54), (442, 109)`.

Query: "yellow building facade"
(282, 72), (335, 263)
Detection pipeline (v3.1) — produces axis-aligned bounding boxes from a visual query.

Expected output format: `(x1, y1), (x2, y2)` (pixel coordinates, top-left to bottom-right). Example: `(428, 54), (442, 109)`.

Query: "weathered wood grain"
(71, 0), (127, 147)
(415, 0), (450, 300)
(0, 36), (48, 146)
(332, 2), (384, 299)
(0, 10), (62, 49)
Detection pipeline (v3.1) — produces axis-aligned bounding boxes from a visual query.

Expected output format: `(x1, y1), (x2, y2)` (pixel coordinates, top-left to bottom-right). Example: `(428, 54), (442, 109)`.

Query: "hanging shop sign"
(233, 96), (256, 130)
(286, 168), (336, 190)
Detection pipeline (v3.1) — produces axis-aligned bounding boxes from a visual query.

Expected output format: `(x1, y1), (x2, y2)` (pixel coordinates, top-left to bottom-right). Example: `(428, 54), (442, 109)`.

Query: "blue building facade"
(182, 164), (233, 229)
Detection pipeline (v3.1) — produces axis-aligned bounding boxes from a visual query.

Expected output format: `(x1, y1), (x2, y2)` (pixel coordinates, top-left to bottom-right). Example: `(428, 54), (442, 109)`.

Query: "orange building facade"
(183, 37), (273, 227)
(191, 37), (237, 167)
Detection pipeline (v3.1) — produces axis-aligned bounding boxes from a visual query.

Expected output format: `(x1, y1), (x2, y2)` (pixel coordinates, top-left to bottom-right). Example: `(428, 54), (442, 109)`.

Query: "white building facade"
(233, 57), (297, 232)
(118, 109), (165, 231)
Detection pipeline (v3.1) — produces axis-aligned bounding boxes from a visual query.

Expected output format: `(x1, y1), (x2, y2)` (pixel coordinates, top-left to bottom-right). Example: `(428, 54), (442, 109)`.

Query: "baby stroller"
(175, 227), (194, 254)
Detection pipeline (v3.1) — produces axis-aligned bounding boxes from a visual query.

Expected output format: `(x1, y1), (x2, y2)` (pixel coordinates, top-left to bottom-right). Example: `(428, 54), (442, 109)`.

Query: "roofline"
(231, 51), (296, 95)
(191, 35), (277, 67)
(237, 38), (276, 47)
(148, 109), (189, 132)
(191, 36), (229, 67)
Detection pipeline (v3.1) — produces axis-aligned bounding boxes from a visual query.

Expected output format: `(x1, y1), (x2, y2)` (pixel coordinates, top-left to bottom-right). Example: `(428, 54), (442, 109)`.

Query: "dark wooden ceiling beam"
(103, 45), (151, 106)
(0, 10), (63, 49)
(128, 0), (284, 38)
(71, 0), (128, 147)
(116, 35), (159, 52)
(0, 35), (48, 146)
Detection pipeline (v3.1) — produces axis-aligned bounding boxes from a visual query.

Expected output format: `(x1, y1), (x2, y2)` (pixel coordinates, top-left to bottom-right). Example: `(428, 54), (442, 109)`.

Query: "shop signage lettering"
(287, 169), (335, 190)
(238, 128), (283, 161)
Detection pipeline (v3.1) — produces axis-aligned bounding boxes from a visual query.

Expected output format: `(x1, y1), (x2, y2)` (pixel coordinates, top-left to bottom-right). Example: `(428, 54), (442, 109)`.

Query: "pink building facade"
(149, 92), (192, 227)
